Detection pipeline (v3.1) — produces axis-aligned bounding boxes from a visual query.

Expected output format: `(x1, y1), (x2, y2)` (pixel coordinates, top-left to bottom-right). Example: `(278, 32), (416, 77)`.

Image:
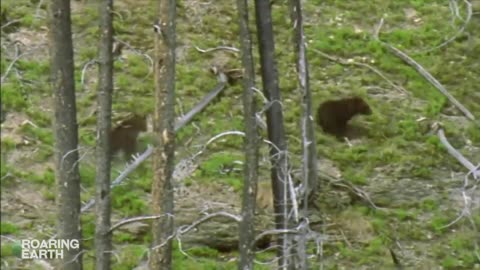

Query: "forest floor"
(1, 0), (480, 269)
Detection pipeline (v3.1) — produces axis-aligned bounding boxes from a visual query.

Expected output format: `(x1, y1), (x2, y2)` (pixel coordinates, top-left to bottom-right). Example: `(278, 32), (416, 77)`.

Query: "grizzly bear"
(110, 115), (147, 160)
(316, 96), (372, 138)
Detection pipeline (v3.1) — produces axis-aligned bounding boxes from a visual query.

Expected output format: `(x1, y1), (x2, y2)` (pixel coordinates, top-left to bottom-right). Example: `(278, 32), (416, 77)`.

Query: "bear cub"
(110, 114), (147, 160)
(316, 96), (371, 138)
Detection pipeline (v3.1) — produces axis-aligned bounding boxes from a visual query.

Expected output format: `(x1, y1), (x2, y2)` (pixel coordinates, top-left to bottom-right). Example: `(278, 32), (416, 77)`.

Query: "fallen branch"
(418, 0), (472, 53)
(109, 215), (165, 233)
(437, 128), (479, 178)
(312, 49), (407, 94)
(374, 18), (475, 120)
(81, 146), (154, 213)
(194, 45), (240, 54)
(254, 220), (327, 265)
(1, 44), (46, 84)
(151, 211), (241, 251)
(81, 73), (229, 213)
(174, 72), (227, 131)
(437, 128), (479, 261)
(317, 170), (385, 211)
(81, 130), (246, 213)
(1, 19), (21, 30)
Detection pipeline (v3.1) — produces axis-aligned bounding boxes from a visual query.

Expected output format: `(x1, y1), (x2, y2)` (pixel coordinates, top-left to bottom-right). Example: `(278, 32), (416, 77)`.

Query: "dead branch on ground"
(80, 73), (230, 213)
(174, 72), (227, 130)
(417, 0), (472, 53)
(374, 18), (475, 120)
(437, 128), (479, 177)
(312, 49), (408, 94)
(1, 19), (21, 30)
(194, 45), (240, 54)
(109, 215), (166, 233)
(150, 211), (241, 252)
(81, 146), (154, 213)
(1, 44), (46, 84)
(437, 128), (479, 261)
(318, 171), (385, 211)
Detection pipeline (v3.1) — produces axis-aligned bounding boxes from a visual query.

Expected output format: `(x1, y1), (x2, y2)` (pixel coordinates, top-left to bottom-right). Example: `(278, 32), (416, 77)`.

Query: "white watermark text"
(21, 239), (80, 259)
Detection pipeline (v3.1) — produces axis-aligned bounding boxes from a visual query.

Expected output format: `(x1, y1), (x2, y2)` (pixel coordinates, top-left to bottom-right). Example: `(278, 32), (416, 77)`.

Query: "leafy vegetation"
(0, 0), (478, 268)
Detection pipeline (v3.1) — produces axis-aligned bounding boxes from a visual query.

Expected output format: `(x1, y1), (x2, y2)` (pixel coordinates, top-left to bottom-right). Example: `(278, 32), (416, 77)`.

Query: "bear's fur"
(110, 115), (147, 160)
(316, 97), (371, 138)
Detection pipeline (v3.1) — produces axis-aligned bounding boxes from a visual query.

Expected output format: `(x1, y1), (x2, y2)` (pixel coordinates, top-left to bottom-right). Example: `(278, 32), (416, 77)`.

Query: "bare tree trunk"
(95, 0), (114, 269)
(150, 0), (176, 268)
(253, 0), (292, 268)
(289, 0), (317, 268)
(236, 0), (259, 269)
(49, 0), (82, 269)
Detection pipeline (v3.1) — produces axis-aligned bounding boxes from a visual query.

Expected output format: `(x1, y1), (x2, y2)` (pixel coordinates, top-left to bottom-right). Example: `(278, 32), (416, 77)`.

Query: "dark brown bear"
(316, 96), (371, 138)
(110, 115), (147, 160)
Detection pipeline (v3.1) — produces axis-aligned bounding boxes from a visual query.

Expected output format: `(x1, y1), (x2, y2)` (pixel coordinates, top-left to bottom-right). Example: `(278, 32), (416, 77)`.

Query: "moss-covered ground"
(1, 0), (479, 269)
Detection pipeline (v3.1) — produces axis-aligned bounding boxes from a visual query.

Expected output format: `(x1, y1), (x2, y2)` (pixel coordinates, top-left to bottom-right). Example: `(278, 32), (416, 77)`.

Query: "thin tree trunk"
(289, 0), (317, 268)
(95, 0), (114, 269)
(49, 0), (82, 269)
(236, 0), (259, 268)
(253, 0), (292, 268)
(150, 0), (176, 268)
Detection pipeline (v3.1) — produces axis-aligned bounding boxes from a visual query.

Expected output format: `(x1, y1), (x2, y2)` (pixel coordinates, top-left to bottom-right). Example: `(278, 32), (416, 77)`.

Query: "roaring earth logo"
(21, 239), (80, 259)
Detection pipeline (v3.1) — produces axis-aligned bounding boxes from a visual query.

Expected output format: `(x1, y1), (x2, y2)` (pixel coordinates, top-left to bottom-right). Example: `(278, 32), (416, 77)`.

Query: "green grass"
(0, 222), (19, 234)
(0, 241), (23, 258)
(24, 167), (55, 186)
(20, 125), (54, 145)
(111, 245), (149, 270)
(0, 0), (479, 268)
(111, 186), (148, 216)
(1, 81), (29, 110)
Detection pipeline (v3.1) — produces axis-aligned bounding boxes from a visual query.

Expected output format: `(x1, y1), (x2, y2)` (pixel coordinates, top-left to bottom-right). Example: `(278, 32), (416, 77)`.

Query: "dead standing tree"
(236, 0), (260, 268)
(49, 0), (83, 269)
(94, 0), (114, 269)
(254, 0), (293, 268)
(150, 0), (176, 268)
(289, 0), (317, 268)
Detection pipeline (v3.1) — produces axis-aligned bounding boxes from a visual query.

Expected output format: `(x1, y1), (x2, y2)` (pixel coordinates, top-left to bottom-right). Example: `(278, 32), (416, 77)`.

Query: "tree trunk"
(236, 0), (259, 269)
(150, 0), (176, 269)
(253, 0), (292, 268)
(289, 0), (317, 268)
(49, 0), (83, 269)
(95, 0), (114, 269)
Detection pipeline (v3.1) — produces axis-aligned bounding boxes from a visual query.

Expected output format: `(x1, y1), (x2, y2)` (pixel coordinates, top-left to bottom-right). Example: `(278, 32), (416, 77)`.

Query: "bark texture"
(94, 0), (114, 269)
(49, 0), (82, 268)
(236, 0), (260, 269)
(150, 0), (176, 268)
(289, 0), (318, 268)
(254, 0), (292, 268)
